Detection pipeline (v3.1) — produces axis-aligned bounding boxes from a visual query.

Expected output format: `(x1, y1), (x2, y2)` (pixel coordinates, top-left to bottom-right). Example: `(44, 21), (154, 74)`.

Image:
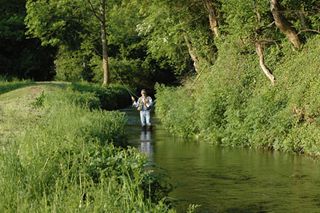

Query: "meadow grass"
(0, 83), (174, 212)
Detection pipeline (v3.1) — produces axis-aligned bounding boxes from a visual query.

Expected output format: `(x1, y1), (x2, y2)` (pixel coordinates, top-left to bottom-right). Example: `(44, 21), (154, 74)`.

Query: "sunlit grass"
(0, 85), (58, 145)
(0, 82), (174, 212)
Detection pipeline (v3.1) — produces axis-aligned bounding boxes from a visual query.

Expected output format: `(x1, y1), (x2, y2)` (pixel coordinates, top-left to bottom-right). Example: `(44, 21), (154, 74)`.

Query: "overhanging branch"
(86, 0), (103, 23)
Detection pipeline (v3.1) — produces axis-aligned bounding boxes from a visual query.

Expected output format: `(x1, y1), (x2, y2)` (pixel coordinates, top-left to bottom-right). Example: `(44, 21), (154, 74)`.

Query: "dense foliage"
(150, 0), (320, 155)
(156, 36), (320, 156)
(70, 82), (132, 110)
(23, 0), (178, 88)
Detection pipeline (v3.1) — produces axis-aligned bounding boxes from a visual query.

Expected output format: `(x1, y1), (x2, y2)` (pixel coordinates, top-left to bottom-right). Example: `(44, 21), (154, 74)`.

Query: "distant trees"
(203, 0), (220, 38)
(152, 1), (320, 154)
(25, 0), (177, 87)
(2, 0), (319, 85)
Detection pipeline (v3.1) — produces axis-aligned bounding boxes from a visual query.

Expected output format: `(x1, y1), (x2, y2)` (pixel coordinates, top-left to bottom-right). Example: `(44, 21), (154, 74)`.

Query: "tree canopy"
(0, 0), (319, 86)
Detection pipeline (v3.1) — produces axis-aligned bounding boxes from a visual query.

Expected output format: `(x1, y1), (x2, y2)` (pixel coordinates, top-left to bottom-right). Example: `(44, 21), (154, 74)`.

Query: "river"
(123, 109), (320, 213)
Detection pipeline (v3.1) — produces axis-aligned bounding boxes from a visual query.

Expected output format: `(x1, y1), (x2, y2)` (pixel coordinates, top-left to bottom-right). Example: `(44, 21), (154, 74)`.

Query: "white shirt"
(133, 96), (152, 111)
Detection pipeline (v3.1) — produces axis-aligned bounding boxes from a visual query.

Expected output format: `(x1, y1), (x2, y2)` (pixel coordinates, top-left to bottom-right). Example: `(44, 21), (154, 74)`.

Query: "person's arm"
(146, 97), (152, 108)
(132, 96), (139, 108)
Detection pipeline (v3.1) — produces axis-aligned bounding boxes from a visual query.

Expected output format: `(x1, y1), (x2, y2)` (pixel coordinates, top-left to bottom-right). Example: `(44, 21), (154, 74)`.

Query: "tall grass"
(0, 88), (173, 212)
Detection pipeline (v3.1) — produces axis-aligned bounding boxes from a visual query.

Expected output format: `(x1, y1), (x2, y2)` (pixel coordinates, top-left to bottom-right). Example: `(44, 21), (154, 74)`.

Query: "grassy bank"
(0, 83), (173, 212)
(156, 36), (320, 156)
(0, 79), (34, 95)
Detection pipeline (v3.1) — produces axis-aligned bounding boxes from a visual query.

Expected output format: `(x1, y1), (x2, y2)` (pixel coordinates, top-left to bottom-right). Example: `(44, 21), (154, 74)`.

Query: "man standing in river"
(131, 89), (153, 130)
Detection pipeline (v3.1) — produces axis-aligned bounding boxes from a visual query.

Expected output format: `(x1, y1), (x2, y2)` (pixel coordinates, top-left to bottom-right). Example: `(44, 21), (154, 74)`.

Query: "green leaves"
(137, 0), (216, 75)
(25, 0), (89, 47)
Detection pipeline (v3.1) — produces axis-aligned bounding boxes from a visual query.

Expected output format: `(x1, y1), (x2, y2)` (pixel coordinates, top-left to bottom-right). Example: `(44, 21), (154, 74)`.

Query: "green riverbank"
(155, 36), (320, 156)
(0, 83), (173, 212)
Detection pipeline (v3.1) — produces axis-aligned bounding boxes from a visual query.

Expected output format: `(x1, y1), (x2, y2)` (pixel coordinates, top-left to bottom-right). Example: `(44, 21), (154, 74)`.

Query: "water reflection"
(139, 130), (153, 159)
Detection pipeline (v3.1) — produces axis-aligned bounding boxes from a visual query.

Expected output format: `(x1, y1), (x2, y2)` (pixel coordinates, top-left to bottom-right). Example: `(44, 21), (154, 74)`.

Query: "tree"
(137, 0), (217, 76)
(25, 0), (178, 87)
(221, 0), (276, 84)
(270, 0), (301, 49)
(203, 0), (220, 38)
(26, 0), (111, 85)
(86, 0), (110, 85)
(270, 0), (320, 48)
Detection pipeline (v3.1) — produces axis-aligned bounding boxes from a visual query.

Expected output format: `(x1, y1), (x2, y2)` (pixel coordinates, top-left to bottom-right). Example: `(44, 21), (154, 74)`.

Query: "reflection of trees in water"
(140, 131), (153, 158)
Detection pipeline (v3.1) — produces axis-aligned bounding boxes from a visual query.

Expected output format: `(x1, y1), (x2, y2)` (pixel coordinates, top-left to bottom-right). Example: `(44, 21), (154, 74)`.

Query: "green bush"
(66, 90), (101, 110)
(155, 36), (320, 156)
(70, 82), (131, 110)
(54, 48), (91, 82)
(155, 84), (196, 136)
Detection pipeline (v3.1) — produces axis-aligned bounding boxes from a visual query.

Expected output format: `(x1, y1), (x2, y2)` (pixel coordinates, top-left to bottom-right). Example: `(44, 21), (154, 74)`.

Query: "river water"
(124, 109), (320, 213)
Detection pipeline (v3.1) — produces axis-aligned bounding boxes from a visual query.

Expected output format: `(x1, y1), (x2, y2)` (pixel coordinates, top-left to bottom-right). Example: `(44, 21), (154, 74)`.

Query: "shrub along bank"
(155, 36), (320, 156)
(70, 82), (132, 110)
(0, 84), (173, 212)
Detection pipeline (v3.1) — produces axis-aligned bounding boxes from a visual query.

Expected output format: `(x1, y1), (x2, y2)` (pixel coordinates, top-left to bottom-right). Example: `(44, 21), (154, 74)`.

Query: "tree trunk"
(298, 8), (308, 29)
(203, 0), (219, 38)
(255, 42), (275, 85)
(100, 0), (109, 86)
(184, 35), (200, 73)
(270, 0), (301, 49)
